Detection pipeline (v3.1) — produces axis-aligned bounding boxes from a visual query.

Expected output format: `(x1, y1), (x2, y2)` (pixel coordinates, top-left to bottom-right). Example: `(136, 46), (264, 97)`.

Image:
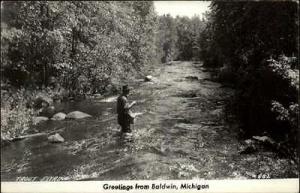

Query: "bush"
(268, 56), (299, 145)
(0, 80), (70, 141)
(1, 88), (36, 140)
(236, 55), (298, 145)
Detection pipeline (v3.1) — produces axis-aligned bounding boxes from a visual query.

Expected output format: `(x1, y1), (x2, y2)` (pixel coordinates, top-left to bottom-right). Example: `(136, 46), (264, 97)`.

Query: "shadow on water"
(1, 61), (298, 181)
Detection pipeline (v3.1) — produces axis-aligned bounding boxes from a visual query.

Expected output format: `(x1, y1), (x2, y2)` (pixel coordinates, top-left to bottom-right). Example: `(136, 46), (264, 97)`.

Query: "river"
(1, 61), (298, 181)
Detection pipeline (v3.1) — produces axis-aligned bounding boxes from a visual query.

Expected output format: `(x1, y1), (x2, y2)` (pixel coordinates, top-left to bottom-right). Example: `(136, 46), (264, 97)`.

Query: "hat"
(122, 85), (130, 92)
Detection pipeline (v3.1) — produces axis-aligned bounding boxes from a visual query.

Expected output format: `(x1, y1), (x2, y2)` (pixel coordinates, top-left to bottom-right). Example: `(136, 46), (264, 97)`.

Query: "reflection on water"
(1, 62), (298, 181)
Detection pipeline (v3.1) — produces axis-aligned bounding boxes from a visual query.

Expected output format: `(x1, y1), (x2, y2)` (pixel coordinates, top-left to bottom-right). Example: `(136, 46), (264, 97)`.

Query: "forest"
(1, 1), (299, 162)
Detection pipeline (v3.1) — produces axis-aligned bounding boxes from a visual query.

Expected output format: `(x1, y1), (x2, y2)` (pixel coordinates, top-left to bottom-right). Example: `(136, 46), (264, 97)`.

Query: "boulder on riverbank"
(66, 111), (92, 119)
(32, 116), (49, 125)
(48, 133), (64, 143)
(51, 112), (66, 121)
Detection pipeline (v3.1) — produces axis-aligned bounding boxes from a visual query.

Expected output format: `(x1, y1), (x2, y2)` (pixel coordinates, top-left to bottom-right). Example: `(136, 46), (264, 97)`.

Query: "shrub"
(235, 55), (298, 146)
(268, 56), (299, 145)
(1, 88), (36, 140)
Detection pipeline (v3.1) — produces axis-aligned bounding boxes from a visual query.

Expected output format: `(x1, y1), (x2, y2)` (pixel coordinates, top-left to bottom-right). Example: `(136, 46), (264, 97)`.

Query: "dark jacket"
(117, 95), (131, 125)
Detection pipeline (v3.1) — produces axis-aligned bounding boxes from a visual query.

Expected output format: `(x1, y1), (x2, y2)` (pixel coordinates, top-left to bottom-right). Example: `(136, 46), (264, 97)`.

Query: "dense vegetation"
(1, 1), (157, 92)
(199, 1), (299, 155)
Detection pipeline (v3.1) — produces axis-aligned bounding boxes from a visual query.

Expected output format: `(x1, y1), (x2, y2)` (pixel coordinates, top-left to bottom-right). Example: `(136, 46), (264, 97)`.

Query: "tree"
(200, 1), (299, 150)
(1, 1), (158, 94)
(156, 14), (178, 63)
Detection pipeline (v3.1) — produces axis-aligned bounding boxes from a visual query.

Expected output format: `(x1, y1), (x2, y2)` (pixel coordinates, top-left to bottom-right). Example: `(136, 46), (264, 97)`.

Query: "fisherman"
(117, 85), (136, 133)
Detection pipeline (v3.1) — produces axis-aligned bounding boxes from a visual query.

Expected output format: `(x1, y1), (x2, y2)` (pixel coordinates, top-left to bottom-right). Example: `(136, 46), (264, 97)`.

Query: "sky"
(153, 1), (211, 18)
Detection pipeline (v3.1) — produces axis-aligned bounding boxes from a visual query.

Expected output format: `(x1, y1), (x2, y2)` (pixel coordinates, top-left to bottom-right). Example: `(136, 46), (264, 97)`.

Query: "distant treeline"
(156, 14), (206, 62)
(199, 1), (299, 153)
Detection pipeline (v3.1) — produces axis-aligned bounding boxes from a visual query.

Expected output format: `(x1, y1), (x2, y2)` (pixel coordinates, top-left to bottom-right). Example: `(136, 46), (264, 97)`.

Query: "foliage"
(267, 56), (299, 90)
(199, 11), (222, 67)
(1, 88), (36, 140)
(200, 1), (299, 151)
(200, 2), (298, 69)
(0, 80), (71, 141)
(156, 14), (178, 63)
(156, 14), (205, 63)
(175, 16), (205, 61)
(1, 1), (158, 94)
(268, 56), (299, 145)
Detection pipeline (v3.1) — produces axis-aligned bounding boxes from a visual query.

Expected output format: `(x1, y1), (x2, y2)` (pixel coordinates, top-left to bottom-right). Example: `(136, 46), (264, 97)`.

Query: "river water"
(1, 61), (298, 181)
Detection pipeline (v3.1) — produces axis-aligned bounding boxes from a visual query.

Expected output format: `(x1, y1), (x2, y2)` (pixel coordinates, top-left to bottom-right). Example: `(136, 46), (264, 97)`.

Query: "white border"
(1, 179), (299, 193)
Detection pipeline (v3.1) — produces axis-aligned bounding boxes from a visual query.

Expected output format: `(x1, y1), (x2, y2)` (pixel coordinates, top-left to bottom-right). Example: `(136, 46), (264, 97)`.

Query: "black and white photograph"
(0, 0), (299, 191)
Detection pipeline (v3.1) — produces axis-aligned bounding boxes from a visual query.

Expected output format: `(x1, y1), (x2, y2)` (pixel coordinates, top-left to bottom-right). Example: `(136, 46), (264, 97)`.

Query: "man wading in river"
(117, 85), (136, 133)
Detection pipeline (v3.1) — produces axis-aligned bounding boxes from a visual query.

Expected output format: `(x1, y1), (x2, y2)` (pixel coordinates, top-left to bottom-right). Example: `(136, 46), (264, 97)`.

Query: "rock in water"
(144, 75), (153, 82)
(210, 108), (223, 116)
(32, 116), (49, 125)
(185, 76), (199, 81)
(66, 111), (92, 119)
(48, 133), (64, 143)
(51, 112), (67, 121)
